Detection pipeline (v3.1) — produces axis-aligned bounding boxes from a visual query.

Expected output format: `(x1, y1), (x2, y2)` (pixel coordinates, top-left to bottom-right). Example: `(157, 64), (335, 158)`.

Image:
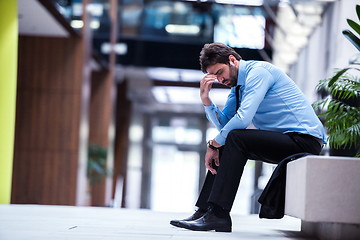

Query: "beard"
(222, 64), (238, 88)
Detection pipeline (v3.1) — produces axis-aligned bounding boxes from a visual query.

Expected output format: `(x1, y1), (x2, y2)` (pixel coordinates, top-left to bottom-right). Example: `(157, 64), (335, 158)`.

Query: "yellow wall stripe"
(0, 0), (18, 204)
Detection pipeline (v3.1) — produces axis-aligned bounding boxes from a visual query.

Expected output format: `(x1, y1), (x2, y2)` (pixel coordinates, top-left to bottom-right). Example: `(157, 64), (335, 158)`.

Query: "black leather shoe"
(176, 207), (232, 232)
(170, 209), (206, 228)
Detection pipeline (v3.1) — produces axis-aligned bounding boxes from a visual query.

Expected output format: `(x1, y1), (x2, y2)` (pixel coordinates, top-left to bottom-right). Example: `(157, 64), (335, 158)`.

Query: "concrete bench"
(284, 155), (360, 240)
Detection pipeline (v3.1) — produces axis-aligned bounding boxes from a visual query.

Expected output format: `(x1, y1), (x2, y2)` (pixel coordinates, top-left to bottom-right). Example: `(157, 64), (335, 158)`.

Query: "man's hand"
(205, 147), (220, 175)
(200, 74), (217, 106)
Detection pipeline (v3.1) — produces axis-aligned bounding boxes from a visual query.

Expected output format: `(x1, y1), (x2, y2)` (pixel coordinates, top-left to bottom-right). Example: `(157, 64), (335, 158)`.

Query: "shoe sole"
(170, 220), (231, 232)
(180, 224), (231, 233)
(215, 227), (232, 232)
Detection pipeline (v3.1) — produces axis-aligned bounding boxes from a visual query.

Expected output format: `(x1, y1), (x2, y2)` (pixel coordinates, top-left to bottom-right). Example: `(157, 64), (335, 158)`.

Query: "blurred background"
(1, 0), (358, 215)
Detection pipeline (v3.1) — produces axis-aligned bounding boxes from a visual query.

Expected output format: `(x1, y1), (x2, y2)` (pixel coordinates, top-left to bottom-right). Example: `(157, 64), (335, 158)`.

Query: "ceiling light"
(147, 68), (180, 81)
(87, 3), (103, 17)
(152, 86), (230, 106)
(147, 68), (204, 82)
(165, 24), (200, 35)
(71, 20), (83, 29)
(215, 0), (263, 6)
(101, 43), (128, 55)
(90, 20), (100, 29)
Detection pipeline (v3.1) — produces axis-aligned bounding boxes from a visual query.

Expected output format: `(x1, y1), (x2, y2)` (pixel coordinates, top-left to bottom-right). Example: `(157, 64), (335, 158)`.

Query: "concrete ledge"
(285, 155), (360, 239)
(301, 220), (360, 240)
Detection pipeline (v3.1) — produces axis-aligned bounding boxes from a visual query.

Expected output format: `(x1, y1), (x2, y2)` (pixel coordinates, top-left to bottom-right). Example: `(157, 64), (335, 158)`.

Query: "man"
(170, 43), (325, 232)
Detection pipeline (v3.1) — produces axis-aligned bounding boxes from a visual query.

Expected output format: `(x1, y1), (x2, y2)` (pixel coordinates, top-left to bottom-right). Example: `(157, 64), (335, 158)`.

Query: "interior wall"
(289, 0), (359, 103)
(11, 36), (89, 205)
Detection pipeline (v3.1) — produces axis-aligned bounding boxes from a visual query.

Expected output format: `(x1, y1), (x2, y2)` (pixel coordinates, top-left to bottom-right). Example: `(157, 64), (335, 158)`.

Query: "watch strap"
(207, 140), (219, 150)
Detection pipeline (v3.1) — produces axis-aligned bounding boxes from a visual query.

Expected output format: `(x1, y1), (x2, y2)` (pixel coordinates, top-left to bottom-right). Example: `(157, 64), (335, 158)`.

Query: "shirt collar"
(237, 60), (246, 86)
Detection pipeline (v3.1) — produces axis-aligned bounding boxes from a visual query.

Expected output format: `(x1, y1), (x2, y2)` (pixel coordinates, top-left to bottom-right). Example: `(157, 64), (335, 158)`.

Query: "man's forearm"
(201, 96), (211, 106)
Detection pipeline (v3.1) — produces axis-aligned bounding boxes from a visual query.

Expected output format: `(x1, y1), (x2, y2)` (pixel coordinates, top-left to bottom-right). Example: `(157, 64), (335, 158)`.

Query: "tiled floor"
(0, 204), (315, 240)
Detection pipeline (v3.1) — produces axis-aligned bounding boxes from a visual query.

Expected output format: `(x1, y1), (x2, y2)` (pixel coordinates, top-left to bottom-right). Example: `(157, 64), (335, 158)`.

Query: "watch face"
(207, 140), (217, 150)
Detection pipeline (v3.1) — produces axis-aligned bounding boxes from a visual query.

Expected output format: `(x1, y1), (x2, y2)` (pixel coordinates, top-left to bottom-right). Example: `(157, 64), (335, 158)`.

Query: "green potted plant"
(87, 144), (111, 185)
(312, 4), (360, 157)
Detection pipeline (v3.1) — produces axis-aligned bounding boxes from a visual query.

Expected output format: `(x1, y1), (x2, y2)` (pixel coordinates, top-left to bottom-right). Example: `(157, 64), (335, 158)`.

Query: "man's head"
(199, 43), (242, 73)
(199, 43), (242, 88)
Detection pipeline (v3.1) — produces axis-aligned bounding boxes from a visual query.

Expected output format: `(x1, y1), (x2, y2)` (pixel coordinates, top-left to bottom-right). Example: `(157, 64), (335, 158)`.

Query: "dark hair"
(199, 42), (242, 73)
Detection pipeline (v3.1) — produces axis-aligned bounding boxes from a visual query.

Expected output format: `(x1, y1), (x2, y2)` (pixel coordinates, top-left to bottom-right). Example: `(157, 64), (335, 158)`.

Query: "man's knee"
(224, 129), (249, 156)
(225, 129), (257, 145)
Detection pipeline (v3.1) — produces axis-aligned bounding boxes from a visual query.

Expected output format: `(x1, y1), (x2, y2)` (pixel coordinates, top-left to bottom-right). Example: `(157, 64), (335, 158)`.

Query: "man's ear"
(228, 55), (237, 66)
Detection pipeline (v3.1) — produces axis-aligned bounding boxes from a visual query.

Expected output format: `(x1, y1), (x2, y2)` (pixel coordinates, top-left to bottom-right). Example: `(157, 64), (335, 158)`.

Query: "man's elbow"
(235, 113), (252, 129)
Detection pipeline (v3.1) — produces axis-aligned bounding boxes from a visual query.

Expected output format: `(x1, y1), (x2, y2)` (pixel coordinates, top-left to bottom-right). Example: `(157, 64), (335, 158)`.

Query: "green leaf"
(347, 19), (360, 36)
(312, 98), (329, 112)
(343, 30), (360, 51)
(328, 68), (350, 87)
(357, 5), (360, 22)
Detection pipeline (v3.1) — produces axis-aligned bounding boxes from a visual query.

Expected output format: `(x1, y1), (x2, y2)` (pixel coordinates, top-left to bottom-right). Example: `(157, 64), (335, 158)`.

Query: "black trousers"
(195, 129), (323, 211)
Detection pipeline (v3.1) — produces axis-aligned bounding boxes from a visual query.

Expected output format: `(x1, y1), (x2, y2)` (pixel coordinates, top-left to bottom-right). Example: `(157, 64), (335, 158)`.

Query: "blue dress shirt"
(204, 60), (326, 145)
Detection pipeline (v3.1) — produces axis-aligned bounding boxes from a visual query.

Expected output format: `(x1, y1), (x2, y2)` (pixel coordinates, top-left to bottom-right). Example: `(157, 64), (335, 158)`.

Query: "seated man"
(170, 43), (325, 232)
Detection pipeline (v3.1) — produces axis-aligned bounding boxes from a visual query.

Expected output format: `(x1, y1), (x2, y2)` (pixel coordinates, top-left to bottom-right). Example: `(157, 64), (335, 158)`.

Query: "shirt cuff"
(214, 134), (226, 146)
(203, 102), (216, 112)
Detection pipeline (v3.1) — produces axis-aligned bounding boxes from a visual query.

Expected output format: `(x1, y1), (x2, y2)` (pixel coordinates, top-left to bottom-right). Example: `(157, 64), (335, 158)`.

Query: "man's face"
(206, 62), (238, 88)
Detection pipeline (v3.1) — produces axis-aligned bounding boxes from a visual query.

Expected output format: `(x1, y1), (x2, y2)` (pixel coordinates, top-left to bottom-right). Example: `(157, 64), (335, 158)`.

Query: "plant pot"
(330, 145), (360, 157)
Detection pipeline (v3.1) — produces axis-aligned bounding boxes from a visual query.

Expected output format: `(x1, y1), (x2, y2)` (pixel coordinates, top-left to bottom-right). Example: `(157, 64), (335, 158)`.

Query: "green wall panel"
(0, 0), (18, 204)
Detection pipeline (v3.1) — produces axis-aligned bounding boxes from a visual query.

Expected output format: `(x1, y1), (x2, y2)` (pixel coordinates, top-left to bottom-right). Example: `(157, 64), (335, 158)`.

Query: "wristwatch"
(207, 140), (219, 150)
